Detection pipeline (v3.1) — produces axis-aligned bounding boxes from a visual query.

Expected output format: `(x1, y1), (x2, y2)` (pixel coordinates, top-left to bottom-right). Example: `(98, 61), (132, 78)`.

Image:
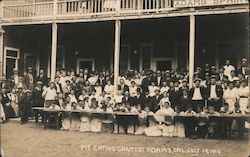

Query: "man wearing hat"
(9, 68), (20, 88)
(19, 90), (32, 124)
(141, 71), (153, 93)
(169, 79), (181, 109)
(207, 75), (224, 112)
(36, 69), (48, 87)
(238, 58), (249, 77)
(0, 77), (12, 93)
(188, 78), (207, 112)
(24, 67), (35, 90)
(150, 88), (163, 112)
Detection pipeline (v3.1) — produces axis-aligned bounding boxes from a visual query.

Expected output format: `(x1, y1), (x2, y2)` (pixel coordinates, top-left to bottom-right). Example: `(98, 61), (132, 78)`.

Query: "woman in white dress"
(0, 95), (6, 122)
(238, 80), (249, 112)
(7, 88), (19, 117)
(223, 81), (239, 111)
(104, 80), (114, 96)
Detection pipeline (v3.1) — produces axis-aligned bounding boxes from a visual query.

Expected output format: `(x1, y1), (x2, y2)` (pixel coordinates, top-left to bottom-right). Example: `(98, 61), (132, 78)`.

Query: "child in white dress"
(135, 104), (148, 135)
(90, 101), (103, 132)
(70, 102), (81, 131)
(61, 97), (71, 130)
(79, 101), (91, 132)
(173, 106), (185, 138)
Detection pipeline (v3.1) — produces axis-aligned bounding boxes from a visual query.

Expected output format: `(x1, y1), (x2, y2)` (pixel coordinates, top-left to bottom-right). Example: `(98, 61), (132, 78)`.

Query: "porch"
(1, 13), (248, 79)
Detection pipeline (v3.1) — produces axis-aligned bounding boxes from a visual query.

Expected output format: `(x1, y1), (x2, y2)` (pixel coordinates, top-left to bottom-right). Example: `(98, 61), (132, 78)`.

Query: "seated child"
(90, 101), (103, 132)
(79, 101), (91, 132)
(70, 102), (81, 131)
(232, 103), (245, 137)
(144, 106), (162, 137)
(220, 103), (233, 138)
(207, 106), (221, 139)
(126, 104), (139, 134)
(135, 104), (148, 135)
(160, 101), (175, 137)
(173, 106), (185, 138)
(101, 100), (115, 133)
(183, 104), (196, 138)
(61, 100), (71, 130)
(195, 106), (209, 138)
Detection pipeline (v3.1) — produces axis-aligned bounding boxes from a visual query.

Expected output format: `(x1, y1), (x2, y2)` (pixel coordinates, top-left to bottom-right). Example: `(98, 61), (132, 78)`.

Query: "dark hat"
(210, 75), (216, 79)
(194, 78), (202, 83)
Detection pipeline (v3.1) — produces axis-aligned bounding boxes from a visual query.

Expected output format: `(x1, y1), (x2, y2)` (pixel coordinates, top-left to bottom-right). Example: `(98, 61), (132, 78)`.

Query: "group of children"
(46, 92), (250, 139)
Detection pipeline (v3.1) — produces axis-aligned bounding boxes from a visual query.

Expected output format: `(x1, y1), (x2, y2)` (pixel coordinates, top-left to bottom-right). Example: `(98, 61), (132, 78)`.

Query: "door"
(4, 47), (19, 79)
(156, 60), (172, 71)
(77, 59), (95, 73)
(6, 58), (16, 79)
(140, 44), (153, 71)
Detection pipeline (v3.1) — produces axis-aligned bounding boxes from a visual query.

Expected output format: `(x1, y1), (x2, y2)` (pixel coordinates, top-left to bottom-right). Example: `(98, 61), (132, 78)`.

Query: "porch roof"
(0, 0), (249, 26)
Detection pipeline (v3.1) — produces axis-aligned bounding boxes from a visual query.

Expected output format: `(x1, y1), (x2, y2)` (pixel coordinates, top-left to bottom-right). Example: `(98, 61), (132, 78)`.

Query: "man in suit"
(154, 70), (164, 87)
(237, 58), (249, 77)
(36, 69), (48, 87)
(207, 75), (223, 112)
(169, 80), (182, 109)
(9, 68), (20, 89)
(83, 68), (90, 83)
(97, 73), (106, 89)
(150, 89), (163, 112)
(24, 67), (35, 90)
(218, 67), (227, 81)
(118, 79), (129, 94)
(122, 91), (134, 106)
(188, 78), (207, 112)
(141, 72), (152, 92)
(133, 88), (146, 108)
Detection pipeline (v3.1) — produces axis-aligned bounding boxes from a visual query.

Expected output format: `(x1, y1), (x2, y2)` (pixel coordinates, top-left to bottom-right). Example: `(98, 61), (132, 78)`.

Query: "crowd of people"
(0, 58), (249, 139)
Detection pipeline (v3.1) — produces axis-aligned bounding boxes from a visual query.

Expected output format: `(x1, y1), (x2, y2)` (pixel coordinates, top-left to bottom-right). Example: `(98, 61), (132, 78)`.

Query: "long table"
(32, 107), (138, 133)
(32, 107), (250, 134)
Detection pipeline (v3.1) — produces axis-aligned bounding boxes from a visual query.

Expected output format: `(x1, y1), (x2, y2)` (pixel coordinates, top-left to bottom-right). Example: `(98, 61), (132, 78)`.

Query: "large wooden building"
(0, 0), (249, 89)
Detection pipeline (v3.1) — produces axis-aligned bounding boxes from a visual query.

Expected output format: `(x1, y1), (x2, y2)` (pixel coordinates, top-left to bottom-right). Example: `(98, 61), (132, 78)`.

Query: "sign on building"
(173, 0), (249, 8)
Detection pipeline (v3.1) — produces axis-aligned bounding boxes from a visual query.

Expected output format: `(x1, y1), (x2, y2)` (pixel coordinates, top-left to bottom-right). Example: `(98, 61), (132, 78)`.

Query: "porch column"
(50, 22), (58, 81)
(0, 26), (4, 78)
(114, 20), (121, 96)
(188, 15), (195, 88)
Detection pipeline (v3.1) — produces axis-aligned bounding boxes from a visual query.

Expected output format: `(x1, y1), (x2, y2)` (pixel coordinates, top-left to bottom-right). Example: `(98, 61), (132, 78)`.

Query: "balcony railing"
(1, 0), (249, 24)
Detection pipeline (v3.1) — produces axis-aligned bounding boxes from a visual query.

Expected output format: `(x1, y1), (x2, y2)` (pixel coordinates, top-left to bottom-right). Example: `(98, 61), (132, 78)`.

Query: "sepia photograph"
(0, 0), (249, 157)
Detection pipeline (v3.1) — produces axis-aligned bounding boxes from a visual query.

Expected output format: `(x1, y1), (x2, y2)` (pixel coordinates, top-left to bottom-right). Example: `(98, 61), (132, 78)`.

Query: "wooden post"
(50, 22), (58, 81)
(114, 20), (121, 96)
(0, 26), (4, 78)
(53, 0), (58, 19)
(189, 15), (195, 89)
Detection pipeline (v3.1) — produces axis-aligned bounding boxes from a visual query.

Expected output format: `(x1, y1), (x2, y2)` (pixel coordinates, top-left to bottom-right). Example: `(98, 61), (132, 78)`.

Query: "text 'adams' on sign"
(173, 0), (249, 8)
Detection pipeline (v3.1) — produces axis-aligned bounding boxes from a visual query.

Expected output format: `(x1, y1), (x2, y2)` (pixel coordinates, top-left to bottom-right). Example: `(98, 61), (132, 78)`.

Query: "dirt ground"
(1, 120), (250, 157)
